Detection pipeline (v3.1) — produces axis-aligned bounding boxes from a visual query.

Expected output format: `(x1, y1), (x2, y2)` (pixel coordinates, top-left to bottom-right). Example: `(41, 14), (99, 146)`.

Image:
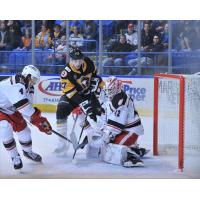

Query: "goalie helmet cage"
(153, 73), (200, 171)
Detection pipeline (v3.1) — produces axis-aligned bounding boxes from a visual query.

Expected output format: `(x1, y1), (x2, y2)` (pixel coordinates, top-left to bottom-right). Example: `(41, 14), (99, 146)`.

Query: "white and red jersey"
(102, 90), (144, 137)
(0, 74), (35, 117)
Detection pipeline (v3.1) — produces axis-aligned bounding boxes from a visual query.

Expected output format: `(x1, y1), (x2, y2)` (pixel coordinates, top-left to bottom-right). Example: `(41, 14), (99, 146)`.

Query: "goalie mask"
(104, 76), (122, 99)
(22, 65), (40, 86)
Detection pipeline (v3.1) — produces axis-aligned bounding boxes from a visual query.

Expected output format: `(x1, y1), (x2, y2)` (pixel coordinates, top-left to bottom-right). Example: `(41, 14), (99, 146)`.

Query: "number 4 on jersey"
(19, 88), (24, 95)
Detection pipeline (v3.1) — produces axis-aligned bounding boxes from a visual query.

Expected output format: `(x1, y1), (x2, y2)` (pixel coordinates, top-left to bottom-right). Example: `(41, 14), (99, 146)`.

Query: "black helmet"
(69, 48), (84, 60)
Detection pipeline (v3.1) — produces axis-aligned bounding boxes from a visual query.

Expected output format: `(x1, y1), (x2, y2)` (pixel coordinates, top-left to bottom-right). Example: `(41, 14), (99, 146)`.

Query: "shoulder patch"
(65, 66), (71, 72)
(111, 91), (127, 109)
(15, 74), (25, 85)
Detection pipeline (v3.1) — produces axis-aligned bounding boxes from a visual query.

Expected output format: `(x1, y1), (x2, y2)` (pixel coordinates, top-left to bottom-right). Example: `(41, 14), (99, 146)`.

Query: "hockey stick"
(72, 114), (88, 160)
(25, 118), (73, 145)
(51, 130), (72, 144)
(69, 114), (79, 150)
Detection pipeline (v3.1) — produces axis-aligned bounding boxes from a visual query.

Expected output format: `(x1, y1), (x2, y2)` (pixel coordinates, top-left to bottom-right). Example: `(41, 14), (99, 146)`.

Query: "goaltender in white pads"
(83, 76), (149, 167)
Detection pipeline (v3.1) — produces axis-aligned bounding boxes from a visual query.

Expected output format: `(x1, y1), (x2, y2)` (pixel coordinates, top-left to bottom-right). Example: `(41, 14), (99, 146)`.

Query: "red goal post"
(153, 73), (185, 171)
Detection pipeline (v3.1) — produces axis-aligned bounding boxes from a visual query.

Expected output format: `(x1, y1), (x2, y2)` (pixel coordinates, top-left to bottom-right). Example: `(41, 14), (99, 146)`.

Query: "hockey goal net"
(153, 73), (200, 171)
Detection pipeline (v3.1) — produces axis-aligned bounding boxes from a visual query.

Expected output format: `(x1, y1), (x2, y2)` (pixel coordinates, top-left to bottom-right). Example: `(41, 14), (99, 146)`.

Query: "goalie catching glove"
(30, 107), (52, 135)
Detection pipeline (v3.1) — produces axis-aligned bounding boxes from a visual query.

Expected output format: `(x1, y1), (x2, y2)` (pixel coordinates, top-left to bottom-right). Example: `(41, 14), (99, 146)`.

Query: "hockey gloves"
(80, 100), (97, 122)
(31, 107), (52, 135)
(90, 77), (101, 93)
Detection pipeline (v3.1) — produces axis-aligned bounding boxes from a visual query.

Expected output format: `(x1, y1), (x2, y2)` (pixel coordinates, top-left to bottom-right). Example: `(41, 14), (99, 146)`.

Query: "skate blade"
(123, 161), (144, 168)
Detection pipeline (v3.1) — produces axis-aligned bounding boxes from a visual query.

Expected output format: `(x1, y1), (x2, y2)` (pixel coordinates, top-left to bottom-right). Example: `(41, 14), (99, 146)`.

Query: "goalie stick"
(69, 114), (79, 150)
(72, 114), (88, 160)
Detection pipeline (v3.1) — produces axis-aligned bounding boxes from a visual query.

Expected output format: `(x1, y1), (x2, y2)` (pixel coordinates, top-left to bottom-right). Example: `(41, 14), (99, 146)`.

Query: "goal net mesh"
(157, 75), (200, 170)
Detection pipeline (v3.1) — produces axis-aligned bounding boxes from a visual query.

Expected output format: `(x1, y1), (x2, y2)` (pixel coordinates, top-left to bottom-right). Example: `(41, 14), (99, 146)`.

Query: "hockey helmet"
(104, 76), (122, 98)
(69, 48), (84, 69)
(22, 65), (40, 85)
(69, 48), (84, 60)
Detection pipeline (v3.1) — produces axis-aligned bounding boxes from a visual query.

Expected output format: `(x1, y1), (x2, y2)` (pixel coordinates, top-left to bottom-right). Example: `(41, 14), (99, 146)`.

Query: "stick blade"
(70, 131), (79, 150)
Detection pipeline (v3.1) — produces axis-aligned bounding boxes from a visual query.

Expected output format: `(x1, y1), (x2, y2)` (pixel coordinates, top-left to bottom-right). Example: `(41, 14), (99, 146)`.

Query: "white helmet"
(22, 65), (40, 85)
(104, 76), (122, 98)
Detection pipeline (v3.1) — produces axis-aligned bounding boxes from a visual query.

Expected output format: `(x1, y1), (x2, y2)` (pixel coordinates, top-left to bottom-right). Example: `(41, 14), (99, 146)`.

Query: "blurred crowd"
(0, 20), (200, 75)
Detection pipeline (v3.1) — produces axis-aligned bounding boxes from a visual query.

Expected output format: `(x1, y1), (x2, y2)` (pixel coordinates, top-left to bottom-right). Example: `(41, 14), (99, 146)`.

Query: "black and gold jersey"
(60, 57), (103, 99)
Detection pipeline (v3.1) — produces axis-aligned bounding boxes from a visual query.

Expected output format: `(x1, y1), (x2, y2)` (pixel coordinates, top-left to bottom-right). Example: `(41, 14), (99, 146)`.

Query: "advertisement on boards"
(34, 76), (153, 116)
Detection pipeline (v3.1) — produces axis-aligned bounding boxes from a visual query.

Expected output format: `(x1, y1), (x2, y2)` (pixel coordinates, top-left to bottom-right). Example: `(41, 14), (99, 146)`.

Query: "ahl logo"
(38, 78), (62, 96)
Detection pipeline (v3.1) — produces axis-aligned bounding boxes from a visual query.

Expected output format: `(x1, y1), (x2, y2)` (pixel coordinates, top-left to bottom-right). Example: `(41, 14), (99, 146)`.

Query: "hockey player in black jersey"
(55, 47), (104, 154)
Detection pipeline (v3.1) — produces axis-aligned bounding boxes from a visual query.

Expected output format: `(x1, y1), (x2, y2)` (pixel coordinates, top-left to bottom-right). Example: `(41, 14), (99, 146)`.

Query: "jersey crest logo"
(80, 76), (90, 88)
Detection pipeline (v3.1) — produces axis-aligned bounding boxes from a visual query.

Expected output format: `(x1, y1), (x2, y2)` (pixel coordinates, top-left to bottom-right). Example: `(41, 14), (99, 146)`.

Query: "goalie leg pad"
(101, 143), (128, 166)
(86, 144), (100, 159)
(85, 126), (104, 149)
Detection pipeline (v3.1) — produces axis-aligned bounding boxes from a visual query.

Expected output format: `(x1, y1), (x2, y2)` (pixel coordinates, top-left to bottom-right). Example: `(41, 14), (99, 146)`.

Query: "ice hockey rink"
(0, 113), (200, 179)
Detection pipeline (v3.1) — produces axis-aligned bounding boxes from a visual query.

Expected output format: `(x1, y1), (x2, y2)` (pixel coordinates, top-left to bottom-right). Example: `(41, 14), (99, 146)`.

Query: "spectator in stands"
(145, 35), (165, 52)
(82, 20), (97, 50)
(51, 24), (63, 48)
(51, 24), (63, 40)
(83, 20), (97, 39)
(35, 25), (51, 49)
(103, 34), (134, 75)
(69, 20), (83, 33)
(128, 35), (165, 75)
(69, 26), (84, 49)
(35, 20), (54, 34)
(60, 20), (66, 33)
(113, 20), (130, 34)
(141, 23), (154, 50)
(125, 23), (138, 47)
(6, 20), (22, 36)
(160, 23), (169, 49)
(152, 20), (167, 35)
(179, 21), (196, 51)
(19, 28), (32, 50)
(20, 20), (31, 35)
(46, 35), (67, 65)
(0, 22), (10, 50)
(6, 25), (21, 50)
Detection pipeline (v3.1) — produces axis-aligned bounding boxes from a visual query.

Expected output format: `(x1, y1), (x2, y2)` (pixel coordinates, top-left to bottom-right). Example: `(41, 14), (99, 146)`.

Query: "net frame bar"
(153, 73), (185, 171)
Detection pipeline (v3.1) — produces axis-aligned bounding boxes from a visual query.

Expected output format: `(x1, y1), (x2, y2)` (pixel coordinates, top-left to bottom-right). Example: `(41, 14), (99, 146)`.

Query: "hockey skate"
(12, 154), (23, 170)
(53, 142), (70, 157)
(23, 150), (42, 162)
(129, 146), (150, 157)
(123, 152), (144, 167)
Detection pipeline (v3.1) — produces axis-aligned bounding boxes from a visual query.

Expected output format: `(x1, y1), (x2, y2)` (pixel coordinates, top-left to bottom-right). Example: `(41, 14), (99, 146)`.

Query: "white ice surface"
(0, 113), (199, 179)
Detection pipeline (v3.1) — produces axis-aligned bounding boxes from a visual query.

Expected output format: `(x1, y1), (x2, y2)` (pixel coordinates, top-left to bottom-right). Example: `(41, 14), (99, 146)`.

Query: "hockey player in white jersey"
(0, 65), (52, 170)
(84, 76), (148, 167)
